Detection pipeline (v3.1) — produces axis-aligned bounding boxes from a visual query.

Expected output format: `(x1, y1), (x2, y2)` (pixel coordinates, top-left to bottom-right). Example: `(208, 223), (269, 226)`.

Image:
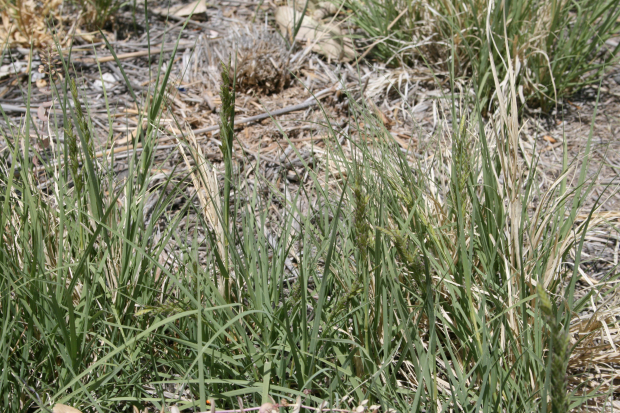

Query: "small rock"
(613, 74), (620, 85)
(92, 72), (117, 91)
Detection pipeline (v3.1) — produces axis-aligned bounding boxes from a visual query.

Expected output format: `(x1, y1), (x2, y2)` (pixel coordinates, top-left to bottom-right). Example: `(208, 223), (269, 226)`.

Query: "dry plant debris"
(275, 3), (355, 62)
(178, 26), (297, 95)
(229, 29), (291, 94)
(0, 0), (64, 48)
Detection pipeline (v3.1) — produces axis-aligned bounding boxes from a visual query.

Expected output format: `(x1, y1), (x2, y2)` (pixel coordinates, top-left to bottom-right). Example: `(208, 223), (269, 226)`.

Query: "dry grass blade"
(177, 130), (226, 295)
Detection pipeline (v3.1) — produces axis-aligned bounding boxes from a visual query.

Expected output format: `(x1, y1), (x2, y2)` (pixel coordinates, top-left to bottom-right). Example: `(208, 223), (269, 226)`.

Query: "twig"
(1, 104), (36, 114)
(189, 101), (317, 134)
(0, 103), (66, 117)
(187, 86), (335, 136)
(75, 43), (194, 64)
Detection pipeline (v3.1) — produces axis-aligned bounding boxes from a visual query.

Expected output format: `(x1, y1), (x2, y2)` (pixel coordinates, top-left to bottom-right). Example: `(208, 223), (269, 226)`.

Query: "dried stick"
(187, 86), (335, 136)
(75, 43), (194, 64)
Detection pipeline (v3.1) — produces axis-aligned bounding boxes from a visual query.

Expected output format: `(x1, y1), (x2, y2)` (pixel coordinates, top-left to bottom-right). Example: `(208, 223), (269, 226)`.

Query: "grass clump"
(348, 0), (620, 109)
(0, 15), (618, 413)
(75, 0), (124, 30)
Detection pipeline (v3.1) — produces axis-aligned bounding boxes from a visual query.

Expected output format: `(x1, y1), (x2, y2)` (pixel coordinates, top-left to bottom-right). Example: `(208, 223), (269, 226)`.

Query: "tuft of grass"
(75, 0), (124, 30)
(0, 7), (618, 413)
(347, 0), (620, 109)
(537, 283), (571, 413)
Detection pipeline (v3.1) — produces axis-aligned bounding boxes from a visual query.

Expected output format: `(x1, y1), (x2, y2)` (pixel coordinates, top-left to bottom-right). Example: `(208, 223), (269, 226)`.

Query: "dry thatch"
(181, 26), (293, 96)
(0, 0), (64, 48)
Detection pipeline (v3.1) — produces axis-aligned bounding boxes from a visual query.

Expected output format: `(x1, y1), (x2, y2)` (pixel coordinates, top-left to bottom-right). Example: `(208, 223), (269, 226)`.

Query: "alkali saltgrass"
(0, 3), (618, 413)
